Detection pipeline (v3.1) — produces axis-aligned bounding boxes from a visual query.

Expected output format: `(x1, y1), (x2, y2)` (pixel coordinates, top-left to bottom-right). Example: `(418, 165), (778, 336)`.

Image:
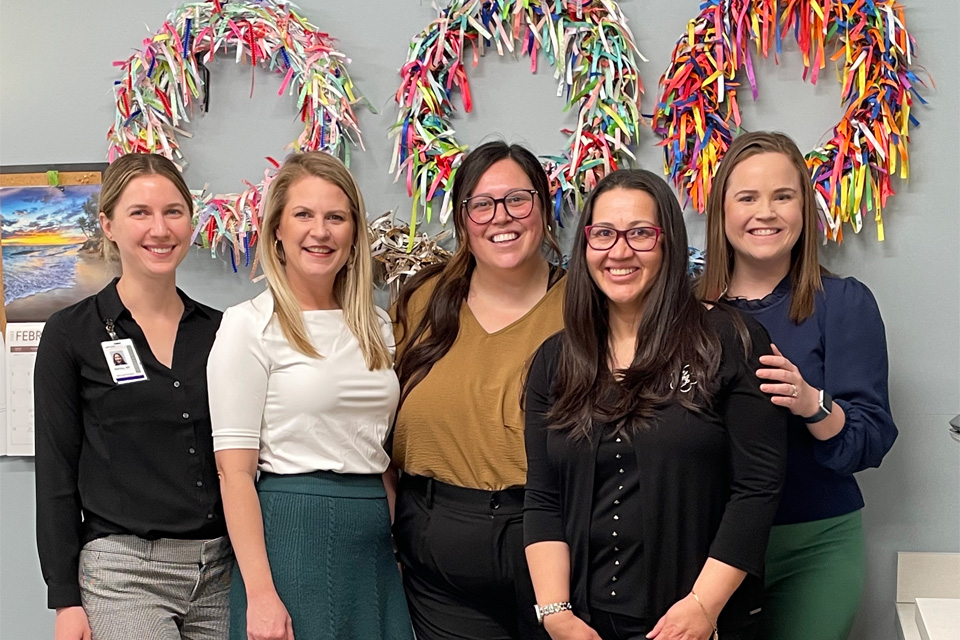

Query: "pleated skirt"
(229, 471), (414, 640)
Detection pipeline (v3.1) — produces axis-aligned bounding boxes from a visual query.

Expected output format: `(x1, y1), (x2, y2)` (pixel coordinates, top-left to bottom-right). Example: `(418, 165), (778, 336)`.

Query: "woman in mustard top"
(390, 141), (564, 640)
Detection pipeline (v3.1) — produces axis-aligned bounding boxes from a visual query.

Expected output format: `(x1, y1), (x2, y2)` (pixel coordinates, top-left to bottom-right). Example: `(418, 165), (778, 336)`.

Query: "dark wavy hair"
(395, 141), (562, 402)
(549, 169), (723, 440)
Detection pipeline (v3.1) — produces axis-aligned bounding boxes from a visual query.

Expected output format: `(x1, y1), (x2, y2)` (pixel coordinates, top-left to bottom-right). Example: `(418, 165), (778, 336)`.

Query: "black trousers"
(393, 475), (548, 640)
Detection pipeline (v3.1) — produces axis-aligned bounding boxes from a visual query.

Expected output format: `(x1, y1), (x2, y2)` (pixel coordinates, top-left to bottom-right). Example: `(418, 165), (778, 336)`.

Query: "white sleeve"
(207, 304), (269, 451)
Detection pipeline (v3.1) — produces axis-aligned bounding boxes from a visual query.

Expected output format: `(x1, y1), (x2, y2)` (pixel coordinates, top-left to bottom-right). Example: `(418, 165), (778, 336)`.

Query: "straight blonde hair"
(698, 131), (823, 323)
(259, 152), (390, 370)
(99, 154), (193, 262)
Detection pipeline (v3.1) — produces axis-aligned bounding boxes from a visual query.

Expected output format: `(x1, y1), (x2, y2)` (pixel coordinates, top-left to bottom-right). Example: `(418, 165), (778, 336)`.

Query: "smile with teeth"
(749, 228), (780, 236)
(145, 246), (174, 255)
(608, 267), (638, 276)
(304, 246), (334, 254)
(491, 232), (519, 243)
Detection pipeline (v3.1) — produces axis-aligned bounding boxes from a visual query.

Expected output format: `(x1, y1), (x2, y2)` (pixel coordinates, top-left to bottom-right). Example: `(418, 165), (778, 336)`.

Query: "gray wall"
(2, 1), (957, 638)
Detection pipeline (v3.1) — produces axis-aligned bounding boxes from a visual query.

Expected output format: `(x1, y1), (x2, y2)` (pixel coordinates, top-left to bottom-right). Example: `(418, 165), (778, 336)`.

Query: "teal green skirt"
(758, 510), (865, 640)
(229, 472), (414, 640)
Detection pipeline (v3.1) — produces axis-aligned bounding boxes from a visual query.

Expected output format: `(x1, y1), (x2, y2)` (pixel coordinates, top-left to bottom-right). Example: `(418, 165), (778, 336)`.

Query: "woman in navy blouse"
(700, 131), (898, 640)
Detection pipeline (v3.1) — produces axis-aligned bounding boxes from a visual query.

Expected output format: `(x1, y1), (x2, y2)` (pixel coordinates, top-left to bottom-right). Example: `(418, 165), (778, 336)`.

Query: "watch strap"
(803, 389), (833, 424)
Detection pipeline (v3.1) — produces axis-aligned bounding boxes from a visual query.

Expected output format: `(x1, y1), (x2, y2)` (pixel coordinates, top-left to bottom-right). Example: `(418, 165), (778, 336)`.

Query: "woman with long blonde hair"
(208, 152), (414, 640)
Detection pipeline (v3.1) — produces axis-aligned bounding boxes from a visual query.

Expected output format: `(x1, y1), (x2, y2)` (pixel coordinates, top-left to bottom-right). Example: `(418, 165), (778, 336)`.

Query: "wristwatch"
(534, 602), (572, 625)
(803, 389), (833, 424)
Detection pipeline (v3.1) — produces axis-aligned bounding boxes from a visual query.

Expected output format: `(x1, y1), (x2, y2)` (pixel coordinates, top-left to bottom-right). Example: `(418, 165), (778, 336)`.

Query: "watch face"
(822, 390), (833, 412)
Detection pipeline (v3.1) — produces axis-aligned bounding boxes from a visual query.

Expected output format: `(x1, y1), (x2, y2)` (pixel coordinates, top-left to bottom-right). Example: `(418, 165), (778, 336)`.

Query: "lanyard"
(104, 318), (118, 341)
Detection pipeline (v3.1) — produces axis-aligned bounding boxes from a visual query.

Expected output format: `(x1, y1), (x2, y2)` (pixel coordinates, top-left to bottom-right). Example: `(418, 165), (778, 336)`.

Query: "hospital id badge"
(101, 339), (149, 384)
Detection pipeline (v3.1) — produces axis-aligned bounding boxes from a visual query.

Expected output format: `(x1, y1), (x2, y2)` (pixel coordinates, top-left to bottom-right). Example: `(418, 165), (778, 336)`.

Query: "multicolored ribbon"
(107, 0), (366, 268)
(653, 0), (927, 242)
(391, 0), (645, 245)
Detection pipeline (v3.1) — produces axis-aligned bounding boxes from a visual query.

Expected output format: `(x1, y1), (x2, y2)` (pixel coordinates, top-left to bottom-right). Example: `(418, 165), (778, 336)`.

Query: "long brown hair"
(394, 141), (561, 401)
(259, 152), (390, 369)
(550, 170), (722, 441)
(698, 131), (823, 323)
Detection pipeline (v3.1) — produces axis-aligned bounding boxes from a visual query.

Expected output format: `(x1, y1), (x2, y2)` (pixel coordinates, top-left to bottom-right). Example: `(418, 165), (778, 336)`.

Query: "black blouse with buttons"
(34, 279), (226, 610)
(589, 431), (644, 616)
(524, 311), (788, 631)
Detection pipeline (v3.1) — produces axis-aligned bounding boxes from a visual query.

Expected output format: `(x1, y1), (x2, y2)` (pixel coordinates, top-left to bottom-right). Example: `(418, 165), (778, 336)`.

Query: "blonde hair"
(99, 154), (193, 262)
(698, 131), (823, 323)
(259, 152), (390, 370)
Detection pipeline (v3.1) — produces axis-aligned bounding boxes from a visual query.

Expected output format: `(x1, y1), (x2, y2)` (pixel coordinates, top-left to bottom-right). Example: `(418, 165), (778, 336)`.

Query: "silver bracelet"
(534, 601), (572, 625)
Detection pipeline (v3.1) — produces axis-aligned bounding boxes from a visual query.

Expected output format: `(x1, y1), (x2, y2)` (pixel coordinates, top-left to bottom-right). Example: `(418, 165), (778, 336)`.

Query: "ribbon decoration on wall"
(391, 0), (646, 245)
(653, 0), (928, 242)
(107, 0), (367, 269)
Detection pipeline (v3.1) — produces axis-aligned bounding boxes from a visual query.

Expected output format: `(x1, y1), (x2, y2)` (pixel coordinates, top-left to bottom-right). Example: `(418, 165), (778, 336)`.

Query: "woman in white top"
(208, 152), (414, 640)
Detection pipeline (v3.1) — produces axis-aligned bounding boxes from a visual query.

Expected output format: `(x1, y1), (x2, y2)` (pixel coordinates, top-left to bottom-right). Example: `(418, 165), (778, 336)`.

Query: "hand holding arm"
(757, 343), (847, 441)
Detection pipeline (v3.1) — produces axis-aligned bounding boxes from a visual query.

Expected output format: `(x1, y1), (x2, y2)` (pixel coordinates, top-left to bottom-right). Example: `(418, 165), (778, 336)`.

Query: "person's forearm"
(525, 540), (572, 604)
(690, 558), (747, 622)
(806, 402), (846, 441)
(220, 471), (276, 598)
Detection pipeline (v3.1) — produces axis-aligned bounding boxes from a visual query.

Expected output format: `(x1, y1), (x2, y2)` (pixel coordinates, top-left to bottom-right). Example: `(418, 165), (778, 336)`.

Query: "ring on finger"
(789, 384), (798, 398)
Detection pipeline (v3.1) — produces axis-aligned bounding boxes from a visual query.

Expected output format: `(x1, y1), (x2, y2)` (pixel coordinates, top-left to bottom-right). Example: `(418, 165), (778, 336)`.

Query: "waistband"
(257, 470), (387, 499)
(83, 534), (232, 565)
(399, 474), (525, 513)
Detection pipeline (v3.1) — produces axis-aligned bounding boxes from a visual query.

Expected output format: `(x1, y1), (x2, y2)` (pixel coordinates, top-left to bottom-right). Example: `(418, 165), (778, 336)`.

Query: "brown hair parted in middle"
(394, 140), (562, 402)
(698, 131), (823, 323)
(549, 169), (723, 441)
(98, 153), (193, 262)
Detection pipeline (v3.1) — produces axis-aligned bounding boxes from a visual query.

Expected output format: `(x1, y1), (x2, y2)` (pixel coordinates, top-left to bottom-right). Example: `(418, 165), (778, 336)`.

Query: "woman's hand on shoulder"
(543, 610), (603, 640)
(54, 606), (91, 640)
(247, 591), (295, 640)
(756, 343), (819, 418)
(646, 594), (715, 640)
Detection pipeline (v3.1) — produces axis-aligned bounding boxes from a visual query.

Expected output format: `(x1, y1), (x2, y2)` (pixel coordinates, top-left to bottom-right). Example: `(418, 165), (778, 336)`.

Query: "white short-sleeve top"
(208, 290), (399, 475)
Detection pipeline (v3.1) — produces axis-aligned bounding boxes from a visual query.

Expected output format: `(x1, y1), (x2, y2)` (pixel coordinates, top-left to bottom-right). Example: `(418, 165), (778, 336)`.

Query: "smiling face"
(723, 152), (804, 275)
(275, 175), (355, 304)
(463, 158), (545, 274)
(586, 187), (663, 317)
(99, 175), (192, 280)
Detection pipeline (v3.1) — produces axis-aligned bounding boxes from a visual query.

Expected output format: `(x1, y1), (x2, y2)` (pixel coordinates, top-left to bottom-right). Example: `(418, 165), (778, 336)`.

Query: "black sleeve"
(523, 335), (565, 547)
(708, 314), (788, 576)
(34, 314), (85, 609)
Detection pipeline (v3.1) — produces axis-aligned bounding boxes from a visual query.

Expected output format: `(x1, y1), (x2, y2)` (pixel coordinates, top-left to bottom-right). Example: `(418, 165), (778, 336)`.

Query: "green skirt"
(758, 510), (865, 640)
(230, 471), (414, 640)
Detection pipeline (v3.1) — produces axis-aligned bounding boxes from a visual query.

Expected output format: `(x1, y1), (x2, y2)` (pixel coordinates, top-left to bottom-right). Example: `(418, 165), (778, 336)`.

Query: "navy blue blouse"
(724, 274), (898, 525)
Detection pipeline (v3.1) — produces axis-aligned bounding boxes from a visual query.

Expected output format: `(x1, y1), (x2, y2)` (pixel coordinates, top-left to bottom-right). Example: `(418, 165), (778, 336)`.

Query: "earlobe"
(98, 212), (113, 241)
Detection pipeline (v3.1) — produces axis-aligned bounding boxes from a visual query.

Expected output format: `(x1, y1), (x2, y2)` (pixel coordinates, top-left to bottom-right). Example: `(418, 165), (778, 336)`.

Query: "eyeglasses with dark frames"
(584, 225), (662, 252)
(461, 189), (539, 225)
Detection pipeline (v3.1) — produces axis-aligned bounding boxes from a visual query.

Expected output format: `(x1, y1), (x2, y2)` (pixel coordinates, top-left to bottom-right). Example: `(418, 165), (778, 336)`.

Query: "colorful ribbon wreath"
(391, 0), (645, 243)
(653, 0), (927, 242)
(107, 0), (366, 269)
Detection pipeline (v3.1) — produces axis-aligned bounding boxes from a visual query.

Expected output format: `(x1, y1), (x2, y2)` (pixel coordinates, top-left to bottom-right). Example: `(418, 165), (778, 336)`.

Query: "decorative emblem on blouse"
(670, 364), (698, 394)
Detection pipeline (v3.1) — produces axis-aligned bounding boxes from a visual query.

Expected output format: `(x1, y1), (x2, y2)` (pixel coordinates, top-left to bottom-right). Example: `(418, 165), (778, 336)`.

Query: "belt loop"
(426, 477), (435, 508)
